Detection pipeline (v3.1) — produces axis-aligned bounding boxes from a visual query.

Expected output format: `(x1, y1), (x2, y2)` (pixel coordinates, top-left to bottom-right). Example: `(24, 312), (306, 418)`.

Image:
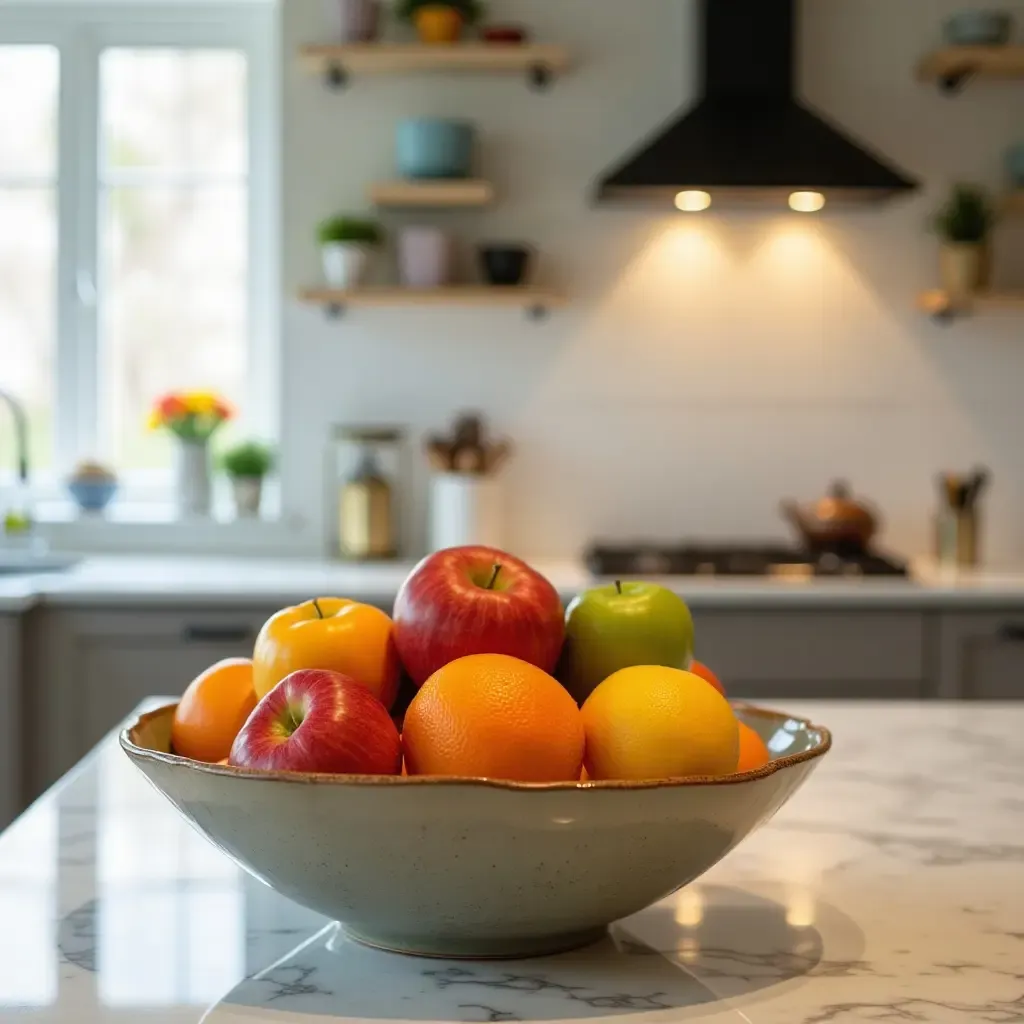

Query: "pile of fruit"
(171, 546), (772, 782)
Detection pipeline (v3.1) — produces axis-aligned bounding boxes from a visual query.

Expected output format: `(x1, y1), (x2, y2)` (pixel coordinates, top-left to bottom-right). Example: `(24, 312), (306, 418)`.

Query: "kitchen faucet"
(0, 389), (29, 485)
(0, 389), (32, 536)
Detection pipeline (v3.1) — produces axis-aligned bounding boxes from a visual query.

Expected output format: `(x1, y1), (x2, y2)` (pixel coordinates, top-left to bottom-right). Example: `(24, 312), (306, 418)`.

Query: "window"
(0, 3), (276, 494)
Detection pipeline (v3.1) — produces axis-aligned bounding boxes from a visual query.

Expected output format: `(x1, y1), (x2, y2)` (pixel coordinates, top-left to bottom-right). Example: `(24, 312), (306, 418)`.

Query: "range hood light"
(789, 191), (825, 213)
(675, 190), (712, 212)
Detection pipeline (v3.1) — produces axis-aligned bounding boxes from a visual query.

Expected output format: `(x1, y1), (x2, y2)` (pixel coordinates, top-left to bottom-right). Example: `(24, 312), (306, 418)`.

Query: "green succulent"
(933, 184), (994, 244)
(396, 0), (484, 24)
(221, 441), (275, 479)
(317, 216), (383, 247)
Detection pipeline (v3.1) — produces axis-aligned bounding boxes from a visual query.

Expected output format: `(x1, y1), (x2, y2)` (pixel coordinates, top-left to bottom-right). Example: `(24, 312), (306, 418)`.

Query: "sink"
(0, 552), (79, 576)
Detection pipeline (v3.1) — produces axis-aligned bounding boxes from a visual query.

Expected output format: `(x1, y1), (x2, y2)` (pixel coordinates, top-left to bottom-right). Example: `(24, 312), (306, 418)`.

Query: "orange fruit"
(735, 722), (771, 773)
(581, 666), (738, 781)
(690, 659), (726, 696)
(172, 658), (258, 764)
(402, 654), (584, 782)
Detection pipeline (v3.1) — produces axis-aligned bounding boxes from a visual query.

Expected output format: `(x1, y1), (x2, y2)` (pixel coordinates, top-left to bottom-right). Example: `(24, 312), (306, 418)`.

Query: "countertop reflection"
(1, 700), (1022, 1023)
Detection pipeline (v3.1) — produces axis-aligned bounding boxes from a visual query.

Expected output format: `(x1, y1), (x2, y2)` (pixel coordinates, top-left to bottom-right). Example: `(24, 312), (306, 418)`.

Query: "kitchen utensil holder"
(935, 507), (981, 569)
(430, 473), (503, 552)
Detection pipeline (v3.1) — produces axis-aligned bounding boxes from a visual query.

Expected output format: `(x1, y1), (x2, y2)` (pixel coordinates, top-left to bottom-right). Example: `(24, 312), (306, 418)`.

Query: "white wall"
(281, 0), (1024, 565)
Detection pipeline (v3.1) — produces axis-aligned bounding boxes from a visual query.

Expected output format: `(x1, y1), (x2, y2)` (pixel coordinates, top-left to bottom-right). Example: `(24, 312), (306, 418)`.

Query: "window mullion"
(55, 27), (103, 470)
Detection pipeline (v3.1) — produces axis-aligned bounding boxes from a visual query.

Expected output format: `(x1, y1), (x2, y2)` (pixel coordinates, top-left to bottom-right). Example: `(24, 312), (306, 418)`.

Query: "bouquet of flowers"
(148, 391), (233, 442)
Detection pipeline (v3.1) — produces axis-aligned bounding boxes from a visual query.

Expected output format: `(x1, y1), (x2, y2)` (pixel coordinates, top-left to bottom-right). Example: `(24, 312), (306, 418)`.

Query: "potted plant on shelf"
(933, 184), (994, 298)
(148, 391), (233, 519)
(222, 441), (274, 519)
(318, 215), (383, 289)
(396, 0), (484, 44)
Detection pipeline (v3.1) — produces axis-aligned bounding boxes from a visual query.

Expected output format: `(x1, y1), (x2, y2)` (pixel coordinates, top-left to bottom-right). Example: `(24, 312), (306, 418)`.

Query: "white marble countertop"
(6, 555), (1024, 613)
(0, 700), (1021, 1023)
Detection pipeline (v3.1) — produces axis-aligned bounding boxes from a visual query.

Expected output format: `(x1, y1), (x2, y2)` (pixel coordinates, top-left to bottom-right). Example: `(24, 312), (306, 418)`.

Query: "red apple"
(393, 546), (565, 686)
(229, 669), (402, 775)
(690, 659), (726, 697)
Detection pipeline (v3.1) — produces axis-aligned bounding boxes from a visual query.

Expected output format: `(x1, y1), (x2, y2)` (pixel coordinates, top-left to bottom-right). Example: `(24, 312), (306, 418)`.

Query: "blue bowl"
(943, 10), (1013, 46)
(396, 118), (475, 179)
(68, 478), (118, 513)
(1006, 142), (1024, 188)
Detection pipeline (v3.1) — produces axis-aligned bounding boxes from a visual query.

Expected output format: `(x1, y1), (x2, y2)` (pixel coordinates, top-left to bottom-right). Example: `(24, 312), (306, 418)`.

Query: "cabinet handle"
(998, 624), (1024, 643)
(182, 625), (254, 645)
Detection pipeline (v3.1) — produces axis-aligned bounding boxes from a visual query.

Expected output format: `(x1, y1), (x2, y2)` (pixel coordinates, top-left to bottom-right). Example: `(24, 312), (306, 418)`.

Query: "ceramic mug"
(324, 0), (380, 43)
(398, 227), (454, 288)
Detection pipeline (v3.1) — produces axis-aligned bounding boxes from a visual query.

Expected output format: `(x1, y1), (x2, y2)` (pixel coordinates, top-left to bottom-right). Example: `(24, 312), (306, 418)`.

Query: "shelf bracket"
(529, 63), (554, 91)
(325, 303), (345, 320)
(325, 63), (349, 91)
(526, 304), (550, 321)
(939, 65), (975, 94)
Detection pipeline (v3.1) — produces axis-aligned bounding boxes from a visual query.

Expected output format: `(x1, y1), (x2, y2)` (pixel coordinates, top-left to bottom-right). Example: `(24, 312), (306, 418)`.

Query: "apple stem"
(615, 580), (623, 595)
(487, 564), (503, 590)
(312, 598), (324, 620)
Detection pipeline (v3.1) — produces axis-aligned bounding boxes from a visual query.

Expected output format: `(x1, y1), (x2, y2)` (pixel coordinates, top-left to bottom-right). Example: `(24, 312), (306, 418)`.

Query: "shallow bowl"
(121, 703), (830, 959)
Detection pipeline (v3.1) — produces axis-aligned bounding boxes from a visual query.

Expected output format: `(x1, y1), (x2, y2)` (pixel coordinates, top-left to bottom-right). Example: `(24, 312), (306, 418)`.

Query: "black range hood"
(596, 0), (918, 207)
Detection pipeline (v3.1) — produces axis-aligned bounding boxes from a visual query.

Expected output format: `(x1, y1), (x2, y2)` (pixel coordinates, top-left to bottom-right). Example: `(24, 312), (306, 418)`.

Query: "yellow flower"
(185, 391), (219, 416)
(146, 408), (163, 431)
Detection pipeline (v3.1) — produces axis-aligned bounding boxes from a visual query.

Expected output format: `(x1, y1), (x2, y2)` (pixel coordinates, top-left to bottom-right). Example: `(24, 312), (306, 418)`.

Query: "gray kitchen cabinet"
(937, 612), (1024, 698)
(0, 614), (23, 831)
(691, 610), (929, 699)
(26, 606), (278, 798)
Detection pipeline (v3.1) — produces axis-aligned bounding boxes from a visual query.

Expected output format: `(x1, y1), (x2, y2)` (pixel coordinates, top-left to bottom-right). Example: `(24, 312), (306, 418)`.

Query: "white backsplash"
(280, 0), (1024, 564)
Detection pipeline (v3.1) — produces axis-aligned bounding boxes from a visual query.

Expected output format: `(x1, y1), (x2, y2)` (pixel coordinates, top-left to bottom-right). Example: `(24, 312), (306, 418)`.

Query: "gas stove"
(585, 543), (910, 579)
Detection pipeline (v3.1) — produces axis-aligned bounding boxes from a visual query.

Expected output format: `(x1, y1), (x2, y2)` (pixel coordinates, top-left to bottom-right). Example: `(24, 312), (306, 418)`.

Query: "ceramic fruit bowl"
(121, 702), (830, 959)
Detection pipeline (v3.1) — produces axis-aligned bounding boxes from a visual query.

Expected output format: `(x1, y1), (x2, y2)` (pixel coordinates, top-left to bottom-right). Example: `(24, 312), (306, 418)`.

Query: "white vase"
(397, 227), (453, 288)
(176, 440), (212, 519)
(232, 476), (263, 519)
(322, 243), (372, 288)
(429, 473), (503, 552)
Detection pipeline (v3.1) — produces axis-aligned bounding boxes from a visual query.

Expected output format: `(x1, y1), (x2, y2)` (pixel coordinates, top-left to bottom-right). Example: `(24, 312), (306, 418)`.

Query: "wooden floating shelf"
(300, 285), (565, 318)
(369, 179), (495, 208)
(300, 43), (570, 89)
(917, 45), (1024, 91)
(917, 289), (1024, 319)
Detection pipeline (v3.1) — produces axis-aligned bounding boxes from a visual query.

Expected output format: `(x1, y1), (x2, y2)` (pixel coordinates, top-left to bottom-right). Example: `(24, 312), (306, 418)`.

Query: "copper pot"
(780, 480), (879, 553)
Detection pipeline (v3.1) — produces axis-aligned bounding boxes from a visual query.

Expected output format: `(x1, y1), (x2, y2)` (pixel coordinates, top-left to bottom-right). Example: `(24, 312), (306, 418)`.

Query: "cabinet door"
(938, 613), (1024, 698)
(691, 610), (928, 699)
(29, 607), (277, 794)
(0, 615), (22, 830)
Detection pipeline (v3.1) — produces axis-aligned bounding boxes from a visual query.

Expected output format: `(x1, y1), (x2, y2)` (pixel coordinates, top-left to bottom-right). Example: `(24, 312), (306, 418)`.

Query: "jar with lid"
(330, 425), (406, 560)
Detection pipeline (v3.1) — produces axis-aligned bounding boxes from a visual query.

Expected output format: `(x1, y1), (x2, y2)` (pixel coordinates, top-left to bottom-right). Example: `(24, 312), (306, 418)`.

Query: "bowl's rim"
(120, 701), (832, 791)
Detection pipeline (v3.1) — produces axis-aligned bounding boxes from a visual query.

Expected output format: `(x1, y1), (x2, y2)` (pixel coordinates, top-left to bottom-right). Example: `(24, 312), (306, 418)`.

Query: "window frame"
(0, 1), (279, 500)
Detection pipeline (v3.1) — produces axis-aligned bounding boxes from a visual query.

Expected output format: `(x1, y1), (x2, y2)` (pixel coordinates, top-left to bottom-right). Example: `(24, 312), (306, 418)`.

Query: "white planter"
(232, 476), (263, 519)
(939, 242), (990, 298)
(175, 440), (211, 519)
(397, 227), (453, 289)
(322, 243), (373, 288)
(430, 473), (503, 552)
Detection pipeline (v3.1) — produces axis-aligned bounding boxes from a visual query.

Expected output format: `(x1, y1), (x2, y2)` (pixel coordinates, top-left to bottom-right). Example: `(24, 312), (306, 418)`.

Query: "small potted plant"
(397, 0), (483, 44)
(318, 215), (383, 289)
(933, 184), (994, 298)
(222, 441), (274, 519)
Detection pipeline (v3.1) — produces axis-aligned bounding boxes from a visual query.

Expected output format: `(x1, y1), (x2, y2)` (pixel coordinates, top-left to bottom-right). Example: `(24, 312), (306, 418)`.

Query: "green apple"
(560, 581), (694, 703)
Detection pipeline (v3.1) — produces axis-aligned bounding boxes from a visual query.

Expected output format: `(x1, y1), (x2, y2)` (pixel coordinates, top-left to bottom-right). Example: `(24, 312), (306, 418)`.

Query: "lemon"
(581, 666), (739, 780)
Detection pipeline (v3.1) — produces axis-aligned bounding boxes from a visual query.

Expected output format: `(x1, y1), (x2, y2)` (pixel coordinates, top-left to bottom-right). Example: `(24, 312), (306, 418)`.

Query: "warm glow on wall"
(789, 191), (826, 213)
(675, 190), (712, 212)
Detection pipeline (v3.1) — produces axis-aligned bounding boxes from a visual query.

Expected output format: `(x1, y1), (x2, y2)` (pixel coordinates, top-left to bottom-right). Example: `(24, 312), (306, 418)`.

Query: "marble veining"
(1, 701), (1023, 1024)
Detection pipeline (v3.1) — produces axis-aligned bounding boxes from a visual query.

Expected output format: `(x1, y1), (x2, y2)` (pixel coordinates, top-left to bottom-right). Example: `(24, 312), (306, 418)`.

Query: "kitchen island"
(0, 701), (1020, 1023)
